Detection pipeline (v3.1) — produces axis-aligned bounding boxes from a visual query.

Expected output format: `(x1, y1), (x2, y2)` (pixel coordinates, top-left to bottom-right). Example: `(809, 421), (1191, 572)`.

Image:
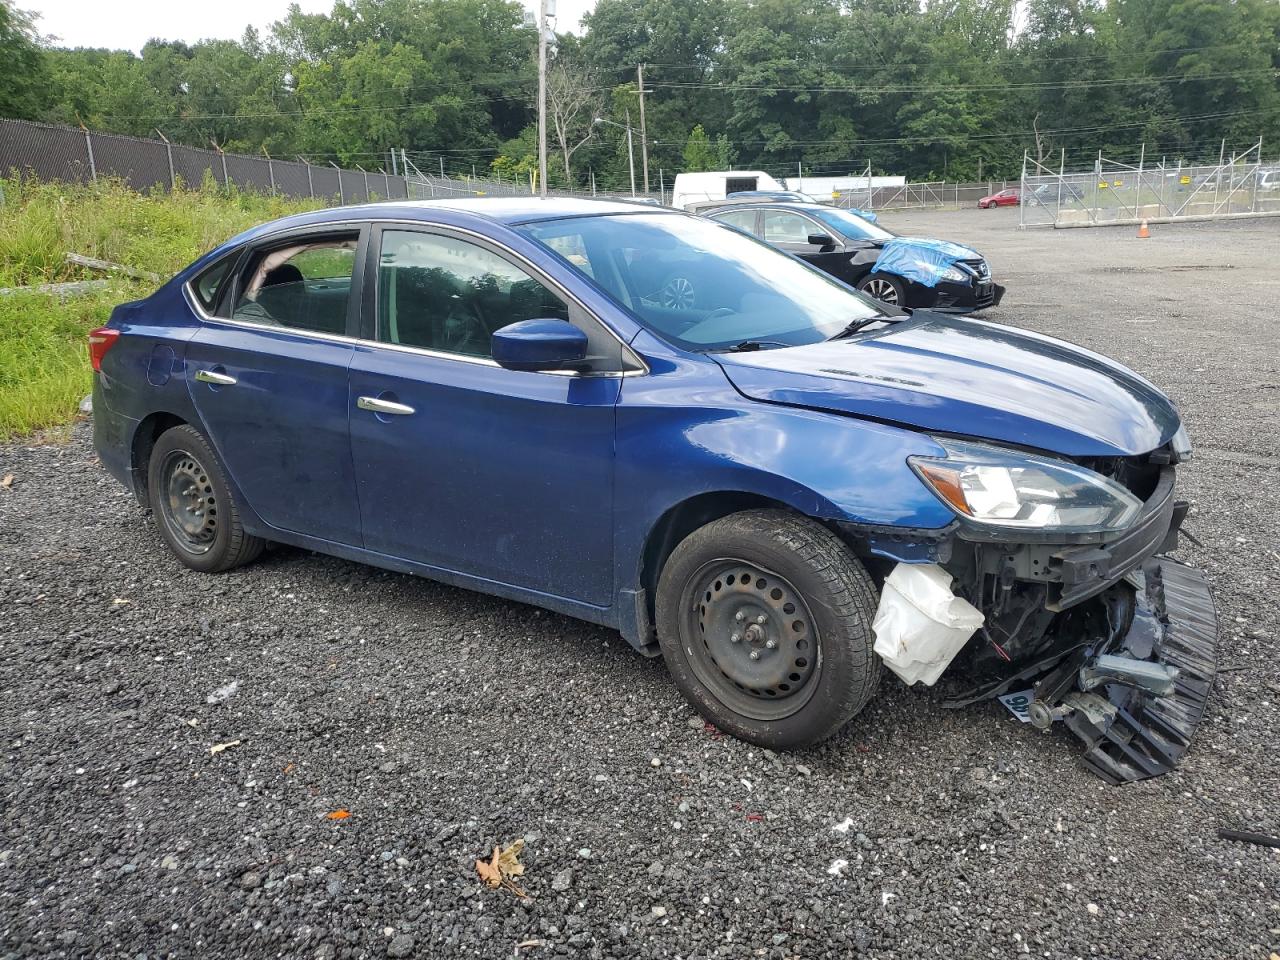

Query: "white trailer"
(670, 170), (785, 209)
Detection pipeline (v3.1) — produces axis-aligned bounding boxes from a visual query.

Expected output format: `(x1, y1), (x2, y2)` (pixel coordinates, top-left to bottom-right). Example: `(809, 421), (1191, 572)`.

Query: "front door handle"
(357, 396), (415, 416)
(195, 369), (237, 386)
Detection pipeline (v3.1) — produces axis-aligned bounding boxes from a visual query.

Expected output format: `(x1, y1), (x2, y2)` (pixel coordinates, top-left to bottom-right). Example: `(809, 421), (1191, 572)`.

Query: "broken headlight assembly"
(909, 439), (1142, 534)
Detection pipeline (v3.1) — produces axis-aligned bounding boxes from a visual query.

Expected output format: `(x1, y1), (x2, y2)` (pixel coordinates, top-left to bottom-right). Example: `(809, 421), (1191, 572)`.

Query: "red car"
(978, 188), (1020, 208)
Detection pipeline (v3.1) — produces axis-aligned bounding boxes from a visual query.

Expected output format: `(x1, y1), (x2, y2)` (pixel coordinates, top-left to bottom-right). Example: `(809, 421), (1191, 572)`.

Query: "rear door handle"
(357, 396), (415, 416)
(195, 369), (237, 386)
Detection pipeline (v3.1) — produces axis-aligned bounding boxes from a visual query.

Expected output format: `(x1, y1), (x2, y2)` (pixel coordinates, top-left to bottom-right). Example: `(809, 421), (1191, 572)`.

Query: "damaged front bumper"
(850, 463), (1219, 785)
(947, 558), (1217, 785)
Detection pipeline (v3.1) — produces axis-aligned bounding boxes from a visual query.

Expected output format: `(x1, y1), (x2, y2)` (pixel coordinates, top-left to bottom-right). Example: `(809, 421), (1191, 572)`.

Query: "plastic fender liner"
(1059, 559), (1218, 785)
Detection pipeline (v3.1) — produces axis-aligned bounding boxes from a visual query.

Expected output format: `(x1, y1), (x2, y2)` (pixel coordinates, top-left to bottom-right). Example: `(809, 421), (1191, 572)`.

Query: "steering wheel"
(442, 299), (489, 355)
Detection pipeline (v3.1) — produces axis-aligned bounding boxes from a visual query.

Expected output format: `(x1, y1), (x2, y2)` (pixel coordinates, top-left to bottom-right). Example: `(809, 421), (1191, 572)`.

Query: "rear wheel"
(147, 424), (264, 573)
(857, 274), (905, 307)
(656, 510), (881, 749)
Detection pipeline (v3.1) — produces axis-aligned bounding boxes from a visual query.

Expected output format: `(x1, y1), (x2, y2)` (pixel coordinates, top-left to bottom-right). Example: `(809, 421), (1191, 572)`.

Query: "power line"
(646, 68), (1278, 96)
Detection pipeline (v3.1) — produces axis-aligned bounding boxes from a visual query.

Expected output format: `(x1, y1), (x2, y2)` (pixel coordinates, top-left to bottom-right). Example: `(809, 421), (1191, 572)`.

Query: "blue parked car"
(89, 199), (1216, 783)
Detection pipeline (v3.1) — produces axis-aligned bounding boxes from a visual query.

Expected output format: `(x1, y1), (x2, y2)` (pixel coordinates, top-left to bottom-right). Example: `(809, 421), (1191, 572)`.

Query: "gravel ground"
(2, 210), (1278, 959)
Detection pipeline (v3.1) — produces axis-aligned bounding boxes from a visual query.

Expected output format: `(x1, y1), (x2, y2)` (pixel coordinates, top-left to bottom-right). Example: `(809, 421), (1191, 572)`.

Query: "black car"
(703, 202), (1005, 312)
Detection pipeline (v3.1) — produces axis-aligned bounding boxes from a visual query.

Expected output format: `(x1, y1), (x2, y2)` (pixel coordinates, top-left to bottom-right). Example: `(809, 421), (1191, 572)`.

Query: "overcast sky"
(26, 0), (597, 53)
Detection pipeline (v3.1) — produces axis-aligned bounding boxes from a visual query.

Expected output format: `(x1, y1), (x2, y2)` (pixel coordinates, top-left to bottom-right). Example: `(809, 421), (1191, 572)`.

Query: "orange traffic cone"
(1137, 219), (1150, 239)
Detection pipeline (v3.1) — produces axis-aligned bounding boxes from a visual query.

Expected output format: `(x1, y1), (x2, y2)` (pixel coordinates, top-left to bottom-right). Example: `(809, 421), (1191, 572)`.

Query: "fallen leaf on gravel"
(209, 739), (241, 755)
(476, 848), (502, 888)
(476, 840), (528, 897)
(745, 813), (763, 823)
(283, 763), (296, 775)
(515, 939), (545, 952)
(497, 838), (526, 878)
(326, 809), (350, 820)
(111, 598), (132, 605)
(0, 474), (13, 489)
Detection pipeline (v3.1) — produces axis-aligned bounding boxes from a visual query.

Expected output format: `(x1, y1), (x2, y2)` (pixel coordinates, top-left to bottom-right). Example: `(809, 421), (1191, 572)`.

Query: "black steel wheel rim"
(680, 559), (821, 721)
(158, 449), (218, 555)
(862, 277), (899, 304)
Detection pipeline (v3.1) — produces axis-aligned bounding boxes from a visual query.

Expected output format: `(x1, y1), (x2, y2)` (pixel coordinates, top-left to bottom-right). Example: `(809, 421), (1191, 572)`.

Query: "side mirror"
(492, 318), (588, 372)
(807, 233), (836, 251)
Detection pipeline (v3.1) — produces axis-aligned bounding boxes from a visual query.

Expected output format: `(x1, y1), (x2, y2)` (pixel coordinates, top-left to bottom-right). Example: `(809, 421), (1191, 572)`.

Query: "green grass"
(0, 176), (322, 439)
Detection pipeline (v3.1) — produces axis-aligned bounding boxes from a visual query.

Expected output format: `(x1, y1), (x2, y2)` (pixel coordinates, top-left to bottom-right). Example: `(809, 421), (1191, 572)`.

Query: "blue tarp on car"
(871, 237), (979, 288)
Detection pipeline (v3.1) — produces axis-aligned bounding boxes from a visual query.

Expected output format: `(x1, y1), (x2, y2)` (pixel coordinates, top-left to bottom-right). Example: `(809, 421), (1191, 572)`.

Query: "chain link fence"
(827, 180), (1016, 212)
(0, 118), (409, 203)
(1020, 141), (1280, 228)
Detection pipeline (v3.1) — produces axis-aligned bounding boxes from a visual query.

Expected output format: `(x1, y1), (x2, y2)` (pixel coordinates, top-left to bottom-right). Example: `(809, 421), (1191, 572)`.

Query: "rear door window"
(713, 210), (760, 235)
(193, 256), (234, 312)
(230, 235), (360, 335)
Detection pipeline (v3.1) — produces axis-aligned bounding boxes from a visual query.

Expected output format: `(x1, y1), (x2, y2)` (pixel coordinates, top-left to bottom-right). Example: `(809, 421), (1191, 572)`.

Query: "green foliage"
(10, 0), (1280, 187)
(0, 1), (46, 120)
(0, 177), (320, 438)
(682, 124), (718, 172)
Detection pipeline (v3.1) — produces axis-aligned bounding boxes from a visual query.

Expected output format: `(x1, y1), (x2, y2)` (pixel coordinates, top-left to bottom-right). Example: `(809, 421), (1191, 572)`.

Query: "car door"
(347, 224), (626, 606)
(184, 226), (366, 546)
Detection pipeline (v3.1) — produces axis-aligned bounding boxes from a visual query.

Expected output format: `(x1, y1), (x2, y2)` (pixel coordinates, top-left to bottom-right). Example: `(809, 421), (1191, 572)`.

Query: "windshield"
(519, 213), (883, 351)
(809, 207), (895, 241)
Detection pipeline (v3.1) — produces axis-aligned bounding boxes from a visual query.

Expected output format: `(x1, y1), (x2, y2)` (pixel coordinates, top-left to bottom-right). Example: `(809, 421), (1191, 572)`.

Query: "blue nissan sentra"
(89, 198), (1217, 784)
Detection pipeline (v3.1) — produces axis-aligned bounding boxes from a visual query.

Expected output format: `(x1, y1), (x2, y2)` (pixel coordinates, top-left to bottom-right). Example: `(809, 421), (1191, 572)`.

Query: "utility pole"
(537, 0), (553, 198)
(625, 107), (636, 197)
(637, 64), (650, 194)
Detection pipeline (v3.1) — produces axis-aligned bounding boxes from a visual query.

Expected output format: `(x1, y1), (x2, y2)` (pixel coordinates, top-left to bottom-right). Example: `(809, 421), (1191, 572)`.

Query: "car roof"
(700, 200), (828, 215)
(185, 197), (686, 280)
(234, 197), (677, 240)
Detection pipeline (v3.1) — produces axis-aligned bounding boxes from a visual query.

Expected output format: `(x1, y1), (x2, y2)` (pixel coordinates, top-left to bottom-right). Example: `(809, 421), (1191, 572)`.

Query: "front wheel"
(655, 510), (881, 749)
(147, 424), (264, 573)
(857, 273), (906, 307)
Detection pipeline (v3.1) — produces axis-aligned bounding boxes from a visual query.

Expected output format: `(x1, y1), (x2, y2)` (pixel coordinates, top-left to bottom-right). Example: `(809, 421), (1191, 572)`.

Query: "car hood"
(714, 313), (1181, 457)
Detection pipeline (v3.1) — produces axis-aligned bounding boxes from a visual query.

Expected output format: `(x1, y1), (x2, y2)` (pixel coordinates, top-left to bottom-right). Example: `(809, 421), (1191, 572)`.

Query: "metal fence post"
(156, 129), (175, 190)
(299, 157), (314, 199)
(264, 148), (276, 195)
(1019, 150), (1026, 229)
(82, 126), (97, 182)
(359, 165), (369, 200)
(331, 162), (344, 204)
(211, 141), (228, 190)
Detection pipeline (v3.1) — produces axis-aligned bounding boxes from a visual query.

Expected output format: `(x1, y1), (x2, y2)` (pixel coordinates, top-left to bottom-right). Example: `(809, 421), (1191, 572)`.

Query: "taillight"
(88, 327), (120, 372)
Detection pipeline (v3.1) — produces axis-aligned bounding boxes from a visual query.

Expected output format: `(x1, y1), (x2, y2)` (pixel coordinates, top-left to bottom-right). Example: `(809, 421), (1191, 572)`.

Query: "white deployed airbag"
(872, 563), (985, 686)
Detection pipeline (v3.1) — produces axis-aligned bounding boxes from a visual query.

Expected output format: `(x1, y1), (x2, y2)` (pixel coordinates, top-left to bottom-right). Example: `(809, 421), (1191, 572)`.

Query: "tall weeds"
(0, 177), (321, 439)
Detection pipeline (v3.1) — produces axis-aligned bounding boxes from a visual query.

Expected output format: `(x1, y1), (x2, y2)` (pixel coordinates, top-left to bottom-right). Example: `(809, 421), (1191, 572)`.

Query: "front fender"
(613, 339), (955, 642)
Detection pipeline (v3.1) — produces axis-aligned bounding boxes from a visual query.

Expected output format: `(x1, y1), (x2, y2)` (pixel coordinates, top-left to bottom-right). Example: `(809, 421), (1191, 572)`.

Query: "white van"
(670, 170), (785, 210)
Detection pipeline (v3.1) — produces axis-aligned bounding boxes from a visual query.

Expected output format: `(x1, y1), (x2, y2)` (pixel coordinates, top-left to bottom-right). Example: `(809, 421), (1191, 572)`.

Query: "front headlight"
(1170, 423), (1193, 462)
(909, 439), (1142, 533)
(938, 264), (970, 282)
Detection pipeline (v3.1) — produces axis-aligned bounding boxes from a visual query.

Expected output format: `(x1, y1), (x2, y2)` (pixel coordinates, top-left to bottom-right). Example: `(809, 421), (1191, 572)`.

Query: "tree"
(546, 54), (601, 187)
(0, 1), (48, 121)
(683, 124), (718, 171)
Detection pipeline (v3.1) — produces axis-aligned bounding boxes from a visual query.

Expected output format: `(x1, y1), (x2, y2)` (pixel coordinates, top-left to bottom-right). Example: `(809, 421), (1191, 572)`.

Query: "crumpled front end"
(850, 448), (1219, 785)
(941, 556), (1217, 785)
